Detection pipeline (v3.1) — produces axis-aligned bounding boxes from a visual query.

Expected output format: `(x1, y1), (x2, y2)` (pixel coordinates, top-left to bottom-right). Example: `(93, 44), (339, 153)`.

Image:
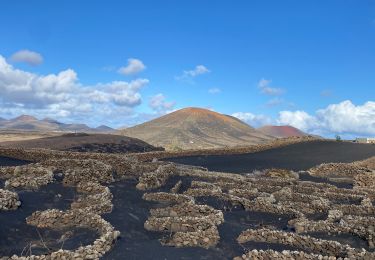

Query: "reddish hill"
(121, 107), (273, 150)
(258, 125), (307, 138)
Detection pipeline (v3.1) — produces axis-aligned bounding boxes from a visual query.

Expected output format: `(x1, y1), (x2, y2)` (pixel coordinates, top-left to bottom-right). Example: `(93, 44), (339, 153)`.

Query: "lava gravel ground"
(165, 141), (375, 173)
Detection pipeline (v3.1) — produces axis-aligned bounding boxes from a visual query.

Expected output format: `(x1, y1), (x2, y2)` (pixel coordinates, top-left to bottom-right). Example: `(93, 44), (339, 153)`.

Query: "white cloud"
(258, 78), (284, 96)
(118, 58), (146, 75)
(0, 55), (149, 126)
(184, 65), (210, 77)
(232, 112), (273, 127)
(266, 97), (284, 107)
(9, 50), (43, 66)
(176, 65), (210, 81)
(278, 110), (317, 131)
(277, 100), (375, 137)
(208, 88), (221, 94)
(149, 93), (176, 113)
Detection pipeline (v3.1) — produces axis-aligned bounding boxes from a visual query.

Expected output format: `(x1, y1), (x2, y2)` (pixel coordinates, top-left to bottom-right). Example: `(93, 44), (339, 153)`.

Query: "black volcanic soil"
(165, 141), (375, 173)
(0, 133), (164, 154)
(2, 157), (289, 259)
(102, 179), (227, 260)
(0, 159), (97, 257)
(2, 139), (375, 259)
(0, 156), (30, 167)
(102, 178), (295, 260)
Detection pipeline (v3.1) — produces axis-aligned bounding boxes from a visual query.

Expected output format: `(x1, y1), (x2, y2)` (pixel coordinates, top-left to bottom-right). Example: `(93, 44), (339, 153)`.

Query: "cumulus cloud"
(278, 110), (317, 131)
(9, 50), (43, 66)
(277, 100), (375, 137)
(149, 94), (176, 113)
(176, 65), (210, 81)
(184, 65), (210, 77)
(232, 112), (273, 127)
(118, 58), (146, 75)
(0, 55), (149, 125)
(208, 88), (221, 94)
(258, 78), (284, 96)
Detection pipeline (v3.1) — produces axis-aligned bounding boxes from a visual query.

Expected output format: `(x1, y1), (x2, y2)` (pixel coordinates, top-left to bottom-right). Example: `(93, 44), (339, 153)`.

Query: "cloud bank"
(0, 55), (148, 125)
(231, 112), (272, 128)
(278, 100), (375, 137)
(233, 100), (375, 137)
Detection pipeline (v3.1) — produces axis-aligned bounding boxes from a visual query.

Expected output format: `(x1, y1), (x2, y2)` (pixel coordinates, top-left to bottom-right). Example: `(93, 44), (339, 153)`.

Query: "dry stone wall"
(1, 145), (375, 259)
(0, 189), (20, 211)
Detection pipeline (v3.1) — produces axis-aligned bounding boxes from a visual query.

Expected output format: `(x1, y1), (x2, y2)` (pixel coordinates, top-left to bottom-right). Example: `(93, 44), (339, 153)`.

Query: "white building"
(356, 138), (375, 144)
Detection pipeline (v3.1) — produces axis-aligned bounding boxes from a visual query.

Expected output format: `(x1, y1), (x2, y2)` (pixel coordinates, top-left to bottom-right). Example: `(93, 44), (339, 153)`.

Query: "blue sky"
(0, 0), (374, 137)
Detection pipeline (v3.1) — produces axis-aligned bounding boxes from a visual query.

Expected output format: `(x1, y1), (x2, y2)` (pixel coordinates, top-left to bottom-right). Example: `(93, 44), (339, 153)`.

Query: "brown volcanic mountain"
(0, 115), (58, 131)
(258, 125), (307, 138)
(121, 107), (274, 150)
(0, 115), (113, 133)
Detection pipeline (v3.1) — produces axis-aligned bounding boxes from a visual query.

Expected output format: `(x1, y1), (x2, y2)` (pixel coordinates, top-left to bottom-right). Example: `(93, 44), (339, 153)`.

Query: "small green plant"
(169, 138), (183, 151)
(335, 135), (342, 142)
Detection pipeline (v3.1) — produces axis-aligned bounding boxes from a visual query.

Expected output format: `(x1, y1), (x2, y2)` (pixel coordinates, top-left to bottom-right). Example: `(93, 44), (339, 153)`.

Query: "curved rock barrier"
(235, 228), (375, 259)
(234, 249), (322, 260)
(19, 209), (120, 260)
(0, 164), (53, 190)
(0, 152), (121, 259)
(72, 182), (113, 215)
(143, 196), (224, 248)
(1, 146), (375, 259)
(0, 189), (20, 210)
(135, 159), (375, 258)
(236, 228), (367, 257)
(308, 157), (375, 186)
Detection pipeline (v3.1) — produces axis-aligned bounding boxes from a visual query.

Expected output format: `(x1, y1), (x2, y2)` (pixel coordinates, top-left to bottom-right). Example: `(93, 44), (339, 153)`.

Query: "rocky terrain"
(0, 131), (60, 143)
(0, 139), (375, 259)
(0, 133), (164, 154)
(121, 107), (273, 150)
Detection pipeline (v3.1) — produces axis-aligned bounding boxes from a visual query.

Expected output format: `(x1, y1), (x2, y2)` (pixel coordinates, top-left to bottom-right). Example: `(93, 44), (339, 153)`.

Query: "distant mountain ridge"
(120, 107), (274, 150)
(258, 125), (307, 138)
(0, 115), (114, 133)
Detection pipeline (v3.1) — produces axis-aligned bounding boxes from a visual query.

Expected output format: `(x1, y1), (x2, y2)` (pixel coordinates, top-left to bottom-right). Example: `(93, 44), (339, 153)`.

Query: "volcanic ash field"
(1, 140), (375, 259)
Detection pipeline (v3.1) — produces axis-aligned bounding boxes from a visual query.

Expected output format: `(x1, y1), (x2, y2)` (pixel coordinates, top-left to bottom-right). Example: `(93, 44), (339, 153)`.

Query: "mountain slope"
(1, 115), (58, 131)
(0, 115), (112, 133)
(121, 107), (274, 150)
(95, 125), (114, 132)
(258, 125), (307, 138)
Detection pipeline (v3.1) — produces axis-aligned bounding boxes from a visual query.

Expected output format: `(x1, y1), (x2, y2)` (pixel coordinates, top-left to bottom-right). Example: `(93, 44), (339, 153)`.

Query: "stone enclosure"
(0, 145), (375, 259)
